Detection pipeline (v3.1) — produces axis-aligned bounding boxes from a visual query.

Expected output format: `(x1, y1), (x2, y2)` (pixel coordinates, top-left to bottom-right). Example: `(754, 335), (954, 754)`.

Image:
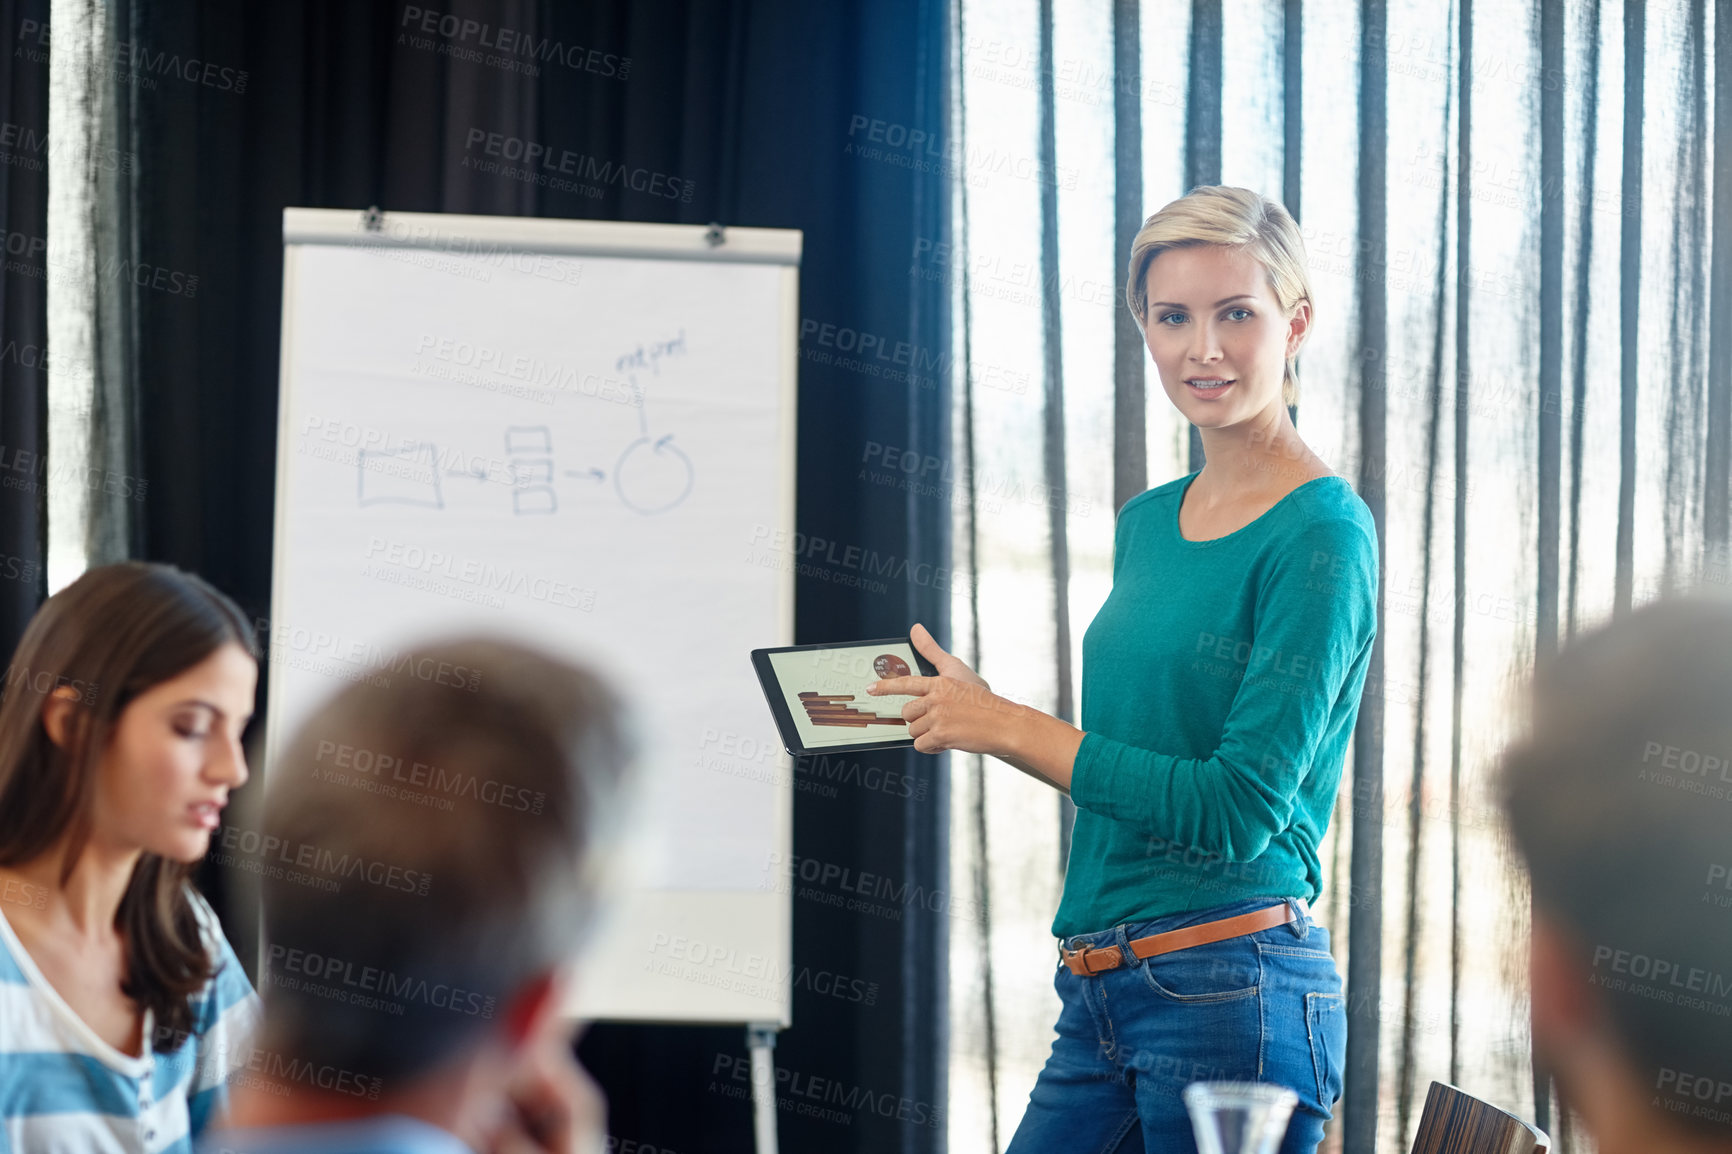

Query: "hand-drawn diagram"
(352, 418), (694, 518)
(610, 333), (694, 514)
(614, 432), (693, 515)
(506, 426), (557, 515)
(356, 331), (699, 516)
(357, 443), (446, 508)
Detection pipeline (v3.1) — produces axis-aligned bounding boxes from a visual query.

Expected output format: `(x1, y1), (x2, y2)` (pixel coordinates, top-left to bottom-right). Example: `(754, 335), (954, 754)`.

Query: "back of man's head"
(256, 637), (630, 1086)
(1501, 596), (1732, 1142)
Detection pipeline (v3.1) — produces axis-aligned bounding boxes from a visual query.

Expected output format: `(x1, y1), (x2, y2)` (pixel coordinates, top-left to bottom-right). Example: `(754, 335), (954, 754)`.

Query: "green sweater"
(1055, 470), (1379, 938)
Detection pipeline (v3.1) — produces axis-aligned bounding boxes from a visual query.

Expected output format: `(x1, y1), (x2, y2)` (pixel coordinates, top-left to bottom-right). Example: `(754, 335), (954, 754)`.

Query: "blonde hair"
(1125, 185), (1312, 407)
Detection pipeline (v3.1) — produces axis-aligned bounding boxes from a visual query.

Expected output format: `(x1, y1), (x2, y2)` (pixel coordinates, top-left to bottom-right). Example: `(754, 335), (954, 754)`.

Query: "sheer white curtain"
(946, 1), (1710, 1151)
(46, 0), (136, 592)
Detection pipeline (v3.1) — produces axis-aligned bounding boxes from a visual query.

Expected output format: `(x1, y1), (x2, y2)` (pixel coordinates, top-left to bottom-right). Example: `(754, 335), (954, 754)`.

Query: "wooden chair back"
(1409, 1081), (1551, 1154)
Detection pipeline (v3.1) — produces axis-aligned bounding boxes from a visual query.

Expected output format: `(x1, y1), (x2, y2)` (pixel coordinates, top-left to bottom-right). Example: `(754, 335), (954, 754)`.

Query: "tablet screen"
(764, 642), (925, 750)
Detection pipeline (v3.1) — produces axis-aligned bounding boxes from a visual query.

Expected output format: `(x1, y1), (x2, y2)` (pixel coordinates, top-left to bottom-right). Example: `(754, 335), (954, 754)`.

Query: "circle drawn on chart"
(873, 654), (911, 678)
(614, 434), (694, 514)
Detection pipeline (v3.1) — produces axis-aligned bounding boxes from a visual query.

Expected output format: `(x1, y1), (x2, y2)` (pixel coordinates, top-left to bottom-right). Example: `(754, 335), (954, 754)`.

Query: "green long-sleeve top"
(1054, 469), (1379, 938)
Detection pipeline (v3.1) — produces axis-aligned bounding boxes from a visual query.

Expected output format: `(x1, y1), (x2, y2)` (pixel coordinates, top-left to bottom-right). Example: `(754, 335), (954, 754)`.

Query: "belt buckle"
(1060, 942), (1118, 976)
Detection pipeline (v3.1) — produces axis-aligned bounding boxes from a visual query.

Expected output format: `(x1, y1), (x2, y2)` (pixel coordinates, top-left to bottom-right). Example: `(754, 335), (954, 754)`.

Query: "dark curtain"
(0, 0), (50, 660)
(127, 2), (951, 1153)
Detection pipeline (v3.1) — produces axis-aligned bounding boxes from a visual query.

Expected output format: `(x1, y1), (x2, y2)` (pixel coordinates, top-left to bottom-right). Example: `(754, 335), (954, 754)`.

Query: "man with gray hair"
(1501, 596), (1732, 1154)
(201, 637), (632, 1154)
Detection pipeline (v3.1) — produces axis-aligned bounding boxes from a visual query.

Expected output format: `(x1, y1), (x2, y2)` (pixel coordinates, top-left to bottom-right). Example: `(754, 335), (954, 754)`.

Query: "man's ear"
(40, 685), (84, 750)
(1530, 910), (1596, 1050)
(500, 970), (562, 1048)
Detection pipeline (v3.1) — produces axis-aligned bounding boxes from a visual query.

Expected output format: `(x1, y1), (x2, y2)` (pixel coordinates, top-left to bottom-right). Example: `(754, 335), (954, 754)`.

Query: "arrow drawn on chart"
(564, 468), (607, 481)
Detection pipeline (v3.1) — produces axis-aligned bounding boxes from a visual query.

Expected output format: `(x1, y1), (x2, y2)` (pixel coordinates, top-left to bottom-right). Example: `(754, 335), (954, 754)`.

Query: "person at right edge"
(869, 185), (1378, 1152)
(1500, 597), (1732, 1154)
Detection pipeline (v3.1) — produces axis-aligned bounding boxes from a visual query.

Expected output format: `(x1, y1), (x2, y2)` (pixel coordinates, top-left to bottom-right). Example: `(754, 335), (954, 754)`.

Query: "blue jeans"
(1005, 897), (1346, 1154)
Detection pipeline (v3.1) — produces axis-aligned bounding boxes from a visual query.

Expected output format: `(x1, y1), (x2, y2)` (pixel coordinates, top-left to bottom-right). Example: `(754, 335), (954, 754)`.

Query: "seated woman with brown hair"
(0, 562), (261, 1152)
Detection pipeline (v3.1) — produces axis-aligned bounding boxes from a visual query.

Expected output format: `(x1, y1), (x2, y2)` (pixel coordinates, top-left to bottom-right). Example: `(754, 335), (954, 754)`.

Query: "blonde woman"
(871, 186), (1377, 1152)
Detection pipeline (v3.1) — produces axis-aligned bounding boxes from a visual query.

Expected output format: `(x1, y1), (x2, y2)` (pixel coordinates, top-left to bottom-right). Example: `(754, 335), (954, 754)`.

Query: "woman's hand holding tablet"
(866, 624), (1085, 789)
(753, 625), (1085, 783)
(865, 624), (1022, 757)
(751, 635), (941, 756)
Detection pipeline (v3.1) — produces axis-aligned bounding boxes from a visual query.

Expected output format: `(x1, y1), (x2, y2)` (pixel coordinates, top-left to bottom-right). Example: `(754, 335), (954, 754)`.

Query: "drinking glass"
(1182, 1081), (1299, 1154)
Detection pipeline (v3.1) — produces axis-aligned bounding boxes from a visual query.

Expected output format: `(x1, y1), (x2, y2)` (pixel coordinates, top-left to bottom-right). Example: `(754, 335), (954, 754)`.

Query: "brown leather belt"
(1059, 902), (1297, 976)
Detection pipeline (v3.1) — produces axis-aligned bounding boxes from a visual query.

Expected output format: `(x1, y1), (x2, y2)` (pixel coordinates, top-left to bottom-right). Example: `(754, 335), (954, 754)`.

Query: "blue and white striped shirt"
(196, 1115), (474, 1154)
(0, 888), (260, 1153)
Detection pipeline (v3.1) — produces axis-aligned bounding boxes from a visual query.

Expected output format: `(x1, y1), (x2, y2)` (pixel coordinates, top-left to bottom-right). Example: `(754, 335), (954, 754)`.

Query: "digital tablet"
(750, 638), (940, 756)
